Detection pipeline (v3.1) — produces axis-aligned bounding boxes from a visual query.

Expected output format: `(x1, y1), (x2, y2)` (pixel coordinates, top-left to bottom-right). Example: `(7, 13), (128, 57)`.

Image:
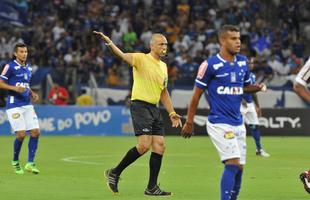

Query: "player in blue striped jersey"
(0, 43), (40, 174)
(181, 25), (267, 200)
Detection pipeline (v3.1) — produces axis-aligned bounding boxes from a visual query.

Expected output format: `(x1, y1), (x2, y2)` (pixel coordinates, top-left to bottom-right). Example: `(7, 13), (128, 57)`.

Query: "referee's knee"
(152, 141), (166, 154)
(136, 143), (151, 154)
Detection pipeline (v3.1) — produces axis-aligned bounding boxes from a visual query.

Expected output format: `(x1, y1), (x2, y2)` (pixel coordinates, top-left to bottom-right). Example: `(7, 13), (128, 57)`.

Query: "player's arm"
(243, 61), (267, 93)
(294, 83), (310, 103)
(0, 79), (26, 93)
(294, 58), (310, 103)
(181, 86), (204, 138)
(160, 88), (182, 128)
(244, 83), (266, 93)
(93, 31), (133, 66)
(29, 88), (39, 102)
(252, 93), (262, 117)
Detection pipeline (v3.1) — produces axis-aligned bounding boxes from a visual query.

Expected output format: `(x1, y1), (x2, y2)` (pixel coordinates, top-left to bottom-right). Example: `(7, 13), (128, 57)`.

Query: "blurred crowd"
(0, 0), (310, 105)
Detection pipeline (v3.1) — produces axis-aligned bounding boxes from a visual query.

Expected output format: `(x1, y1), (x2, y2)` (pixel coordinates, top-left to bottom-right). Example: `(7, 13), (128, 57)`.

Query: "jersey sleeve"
(0, 64), (12, 81)
(195, 60), (213, 89)
(131, 53), (144, 68)
(243, 64), (251, 86)
(295, 57), (310, 87)
(251, 73), (256, 84)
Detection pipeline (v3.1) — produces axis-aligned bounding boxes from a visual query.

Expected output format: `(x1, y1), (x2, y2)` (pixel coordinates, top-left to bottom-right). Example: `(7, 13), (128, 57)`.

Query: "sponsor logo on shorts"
(224, 131), (235, 139)
(12, 113), (20, 119)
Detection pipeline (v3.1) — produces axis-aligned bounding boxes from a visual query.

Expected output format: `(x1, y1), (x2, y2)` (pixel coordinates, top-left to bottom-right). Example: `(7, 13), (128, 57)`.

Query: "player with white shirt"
(294, 57), (310, 194)
(181, 25), (267, 200)
(294, 57), (310, 103)
(0, 43), (40, 174)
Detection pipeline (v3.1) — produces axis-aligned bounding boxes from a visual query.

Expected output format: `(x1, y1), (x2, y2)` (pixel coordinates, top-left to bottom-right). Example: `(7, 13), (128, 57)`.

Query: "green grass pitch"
(0, 136), (309, 200)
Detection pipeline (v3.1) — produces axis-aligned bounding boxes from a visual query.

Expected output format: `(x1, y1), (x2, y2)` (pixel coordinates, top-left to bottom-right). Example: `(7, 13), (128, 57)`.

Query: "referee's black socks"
(148, 152), (163, 189)
(112, 146), (141, 175)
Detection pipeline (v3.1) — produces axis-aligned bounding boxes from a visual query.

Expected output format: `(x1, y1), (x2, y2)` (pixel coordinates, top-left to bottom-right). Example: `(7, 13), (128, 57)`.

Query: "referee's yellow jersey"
(131, 53), (168, 104)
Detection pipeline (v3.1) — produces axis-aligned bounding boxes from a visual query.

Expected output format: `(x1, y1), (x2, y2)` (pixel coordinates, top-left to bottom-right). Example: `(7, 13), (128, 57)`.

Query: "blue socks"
(221, 164), (239, 200)
(230, 169), (243, 200)
(250, 125), (262, 150)
(28, 136), (39, 162)
(13, 138), (24, 161)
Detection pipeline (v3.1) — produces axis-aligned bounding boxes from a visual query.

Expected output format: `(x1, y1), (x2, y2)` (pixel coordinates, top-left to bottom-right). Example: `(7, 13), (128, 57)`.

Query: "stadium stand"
(0, 0), (309, 107)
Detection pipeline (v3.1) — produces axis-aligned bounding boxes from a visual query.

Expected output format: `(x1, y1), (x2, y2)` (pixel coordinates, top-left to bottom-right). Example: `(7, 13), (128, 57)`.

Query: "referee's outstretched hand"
(181, 121), (194, 138)
(169, 113), (182, 128)
(93, 31), (111, 44)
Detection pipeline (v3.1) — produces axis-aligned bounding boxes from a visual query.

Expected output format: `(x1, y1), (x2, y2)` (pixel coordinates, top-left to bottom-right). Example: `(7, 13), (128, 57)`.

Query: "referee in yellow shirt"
(94, 31), (182, 196)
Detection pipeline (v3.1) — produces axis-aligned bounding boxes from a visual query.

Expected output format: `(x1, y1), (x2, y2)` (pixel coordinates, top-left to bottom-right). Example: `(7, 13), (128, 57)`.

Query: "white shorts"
(6, 105), (40, 132)
(240, 102), (259, 125)
(207, 120), (247, 165)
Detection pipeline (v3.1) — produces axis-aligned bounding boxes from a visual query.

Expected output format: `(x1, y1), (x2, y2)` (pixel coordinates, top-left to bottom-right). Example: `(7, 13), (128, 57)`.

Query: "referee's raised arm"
(93, 31), (133, 66)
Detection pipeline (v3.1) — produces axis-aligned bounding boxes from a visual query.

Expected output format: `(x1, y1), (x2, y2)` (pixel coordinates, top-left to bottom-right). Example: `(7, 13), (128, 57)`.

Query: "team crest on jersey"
(213, 62), (224, 70)
(24, 73), (28, 80)
(12, 113), (20, 119)
(237, 61), (246, 67)
(230, 72), (236, 82)
(224, 131), (235, 139)
(197, 61), (208, 79)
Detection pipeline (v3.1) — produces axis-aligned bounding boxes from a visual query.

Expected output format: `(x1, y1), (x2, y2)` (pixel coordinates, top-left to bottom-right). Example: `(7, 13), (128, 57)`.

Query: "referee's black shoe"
(144, 185), (172, 196)
(104, 169), (120, 194)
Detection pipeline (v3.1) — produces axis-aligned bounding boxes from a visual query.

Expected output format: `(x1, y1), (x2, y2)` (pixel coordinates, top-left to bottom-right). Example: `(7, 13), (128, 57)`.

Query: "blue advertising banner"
(0, 106), (134, 136)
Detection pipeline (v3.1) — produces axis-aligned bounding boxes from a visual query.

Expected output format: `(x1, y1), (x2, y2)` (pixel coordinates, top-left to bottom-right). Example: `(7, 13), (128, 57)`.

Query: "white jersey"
(295, 57), (310, 87)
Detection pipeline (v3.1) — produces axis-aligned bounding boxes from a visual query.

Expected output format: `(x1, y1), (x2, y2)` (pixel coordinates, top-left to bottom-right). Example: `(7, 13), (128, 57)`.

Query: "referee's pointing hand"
(93, 31), (111, 44)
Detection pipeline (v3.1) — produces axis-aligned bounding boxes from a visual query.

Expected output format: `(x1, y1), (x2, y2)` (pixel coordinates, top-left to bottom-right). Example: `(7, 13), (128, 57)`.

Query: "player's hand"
(31, 92), (40, 102)
(170, 113), (182, 128)
(258, 83), (267, 92)
(181, 121), (194, 138)
(93, 31), (112, 44)
(14, 86), (26, 93)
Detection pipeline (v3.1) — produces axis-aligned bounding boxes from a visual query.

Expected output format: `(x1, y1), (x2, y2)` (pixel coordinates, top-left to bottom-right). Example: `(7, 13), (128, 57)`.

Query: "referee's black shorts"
(130, 100), (164, 136)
